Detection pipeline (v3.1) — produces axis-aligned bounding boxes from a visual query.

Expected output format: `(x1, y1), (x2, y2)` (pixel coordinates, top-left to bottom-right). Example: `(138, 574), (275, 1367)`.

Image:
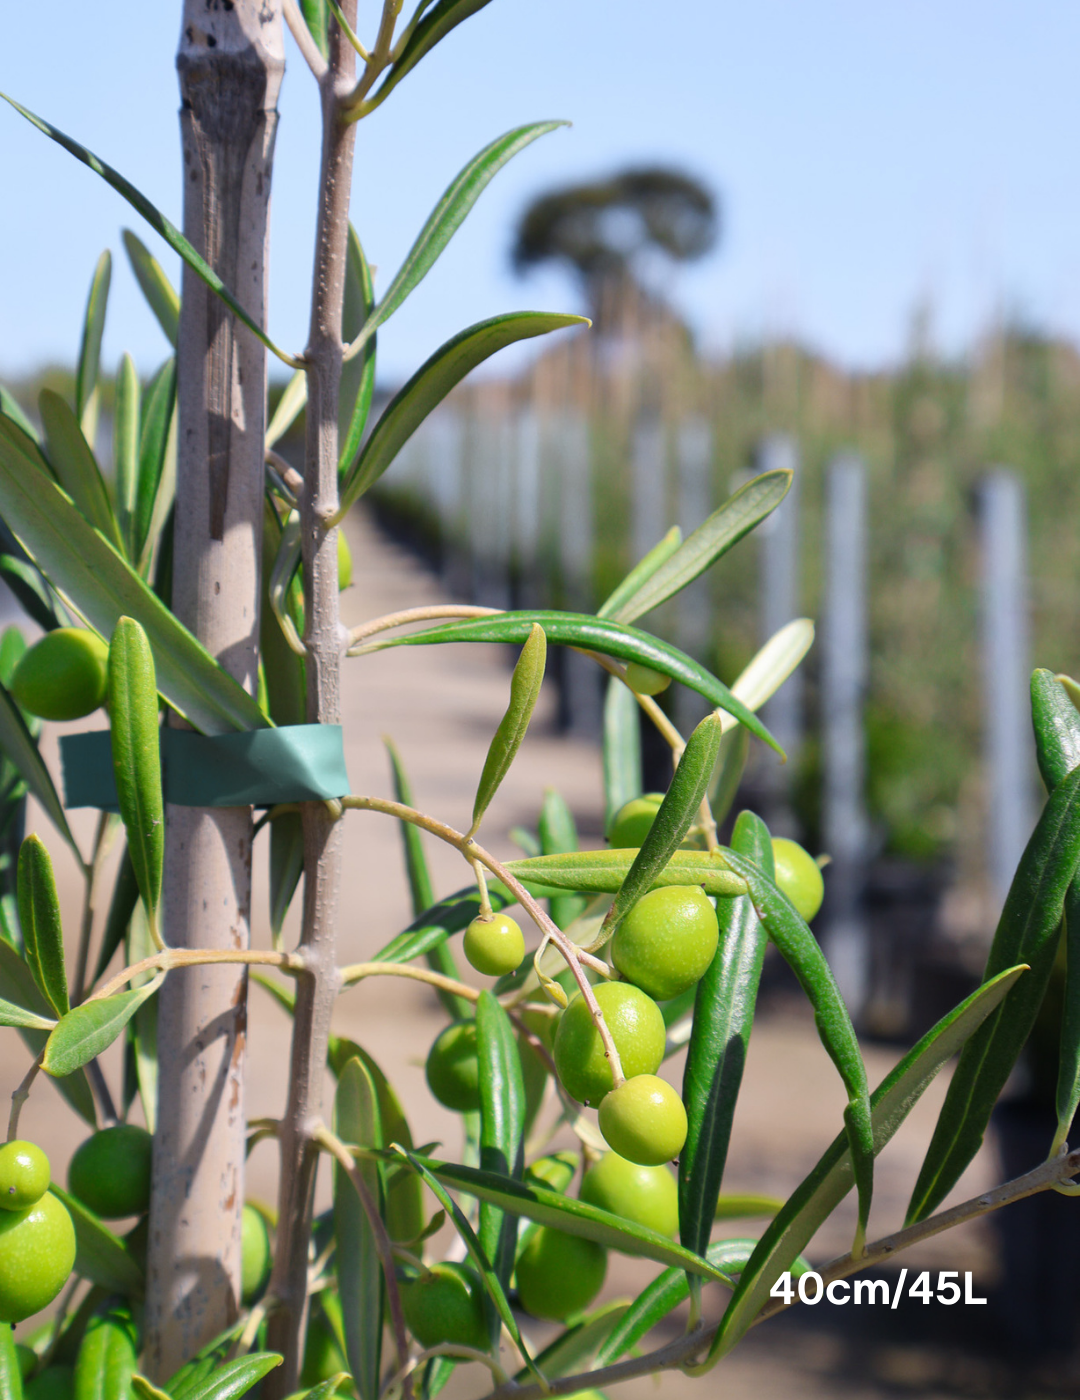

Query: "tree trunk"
(145, 3), (284, 1379)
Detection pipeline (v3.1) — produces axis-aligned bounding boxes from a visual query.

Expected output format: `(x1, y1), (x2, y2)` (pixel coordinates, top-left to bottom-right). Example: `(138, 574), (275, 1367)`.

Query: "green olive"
(515, 1226), (607, 1320)
(607, 794), (664, 849)
(598, 1075), (688, 1166)
(400, 1260), (488, 1349)
(338, 530), (353, 590)
(68, 1124), (153, 1219)
(25, 1365), (75, 1400)
(425, 1021), (481, 1113)
(10, 629), (108, 722)
(580, 1152), (678, 1236)
(771, 838), (825, 922)
(241, 1203), (272, 1304)
(0, 1140), (50, 1211)
(0, 1191), (76, 1322)
(553, 982), (665, 1106)
(463, 912), (525, 977)
(611, 885), (718, 1001)
(624, 662), (671, 697)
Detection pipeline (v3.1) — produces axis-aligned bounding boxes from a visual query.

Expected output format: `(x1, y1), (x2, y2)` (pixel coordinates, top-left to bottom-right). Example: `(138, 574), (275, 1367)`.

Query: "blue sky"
(2, 2), (1080, 385)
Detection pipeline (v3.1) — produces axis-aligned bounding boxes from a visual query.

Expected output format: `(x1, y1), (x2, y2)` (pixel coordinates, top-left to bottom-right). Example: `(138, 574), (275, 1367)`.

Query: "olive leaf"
(76, 249), (111, 443)
(596, 525), (681, 620)
(1031, 668), (1080, 791)
(333, 1057), (384, 1400)
(122, 228), (180, 347)
(0, 994), (55, 1031)
(339, 223), (377, 477)
(471, 622), (546, 835)
(598, 711), (726, 942)
(39, 389), (125, 552)
(475, 991), (526, 1305)
(43, 973), (165, 1078)
(114, 354), (141, 556)
(504, 848), (746, 899)
(74, 1299), (139, 1400)
(49, 1184), (144, 1294)
(108, 618), (164, 938)
(17, 833), (69, 1016)
(602, 676), (642, 831)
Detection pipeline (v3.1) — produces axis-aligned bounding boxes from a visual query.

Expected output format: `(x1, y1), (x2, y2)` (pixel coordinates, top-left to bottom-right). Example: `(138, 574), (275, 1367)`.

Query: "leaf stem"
(94, 948), (302, 1003)
(7, 1050), (44, 1142)
(338, 960), (479, 1002)
(348, 604), (501, 650)
(340, 795), (626, 1086)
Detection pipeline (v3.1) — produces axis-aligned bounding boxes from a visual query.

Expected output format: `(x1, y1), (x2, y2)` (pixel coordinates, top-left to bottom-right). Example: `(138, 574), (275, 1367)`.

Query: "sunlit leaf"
(472, 624), (546, 833)
(122, 228), (179, 347)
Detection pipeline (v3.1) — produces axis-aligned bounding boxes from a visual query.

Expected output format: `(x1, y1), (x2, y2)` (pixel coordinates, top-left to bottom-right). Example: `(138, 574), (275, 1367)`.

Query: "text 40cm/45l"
(771, 1269), (988, 1307)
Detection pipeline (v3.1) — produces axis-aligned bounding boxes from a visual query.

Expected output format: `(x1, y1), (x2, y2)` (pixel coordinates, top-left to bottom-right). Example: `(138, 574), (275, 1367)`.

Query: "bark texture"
(264, 11), (357, 1391)
(145, 1), (284, 1379)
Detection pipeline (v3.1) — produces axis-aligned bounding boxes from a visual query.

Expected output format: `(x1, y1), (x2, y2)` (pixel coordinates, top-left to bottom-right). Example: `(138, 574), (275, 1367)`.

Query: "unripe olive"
(425, 1020), (481, 1113)
(241, 1203), (272, 1303)
(0, 1192), (76, 1322)
(607, 793), (664, 849)
(463, 912), (525, 977)
(299, 1313), (348, 1388)
(515, 1226), (606, 1321)
(611, 885), (718, 1001)
(771, 837), (825, 922)
(400, 1260), (488, 1350)
(68, 1124), (153, 1219)
(553, 982), (665, 1105)
(338, 530), (353, 590)
(10, 629), (108, 722)
(580, 1152), (678, 1236)
(25, 1365), (75, 1400)
(524, 1150), (579, 1194)
(0, 1140), (50, 1211)
(624, 662), (671, 697)
(598, 1075), (687, 1166)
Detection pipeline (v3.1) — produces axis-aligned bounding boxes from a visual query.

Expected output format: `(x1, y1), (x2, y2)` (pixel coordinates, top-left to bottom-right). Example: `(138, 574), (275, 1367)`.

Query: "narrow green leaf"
(39, 390), (125, 552)
(296, 1378), (353, 1400)
(714, 1194), (785, 1219)
(538, 788), (585, 929)
(362, 0), (494, 110)
(907, 765), (1080, 1222)
(601, 712), (725, 939)
(43, 974), (164, 1078)
(385, 738), (435, 915)
(597, 526), (682, 620)
(0, 417), (267, 735)
(134, 359), (177, 573)
(94, 848), (140, 984)
(710, 964), (1026, 1361)
(0, 554), (66, 633)
(0, 675), (79, 860)
(1, 97), (298, 368)
(396, 1148), (543, 1383)
(165, 1355), (282, 1400)
(346, 125), (565, 360)
(158, 1323), (247, 1400)
(338, 314), (586, 516)
(1055, 879), (1080, 1152)
(74, 1298), (138, 1400)
(0, 1320), (24, 1400)
(472, 624), (546, 832)
(17, 834), (69, 1016)
(76, 250), (111, 443)
(300, 0), (329, 57)
(260, 499), (306, 727)
(476, 991), (526, 1305)
(709, 725), (749, 828)
(339, 224), (377, 476)
(108, 618), (164, 923)
(269, 812), (304, 943)
(0, 994), (54, 1030)
(134, 1379), (173, 1400)
(333, 1058), (384, 1400)
(127, 899), (159, 1133)
(607, 470), (792, 625)
(266, 370), (307, 451)
(724, 848), (874, 1247)
(1032, 668), (1080, 791)
(0, 386), (38, 442)
(363, 610), (782, 755)
(602, 676), (642, 832)
(114, 353), (141, 556)
(0, 938), (95, 1124)
(49, 1185), (144, 1295)
(504, 848), (746, 899)
(680, 811), (771, 1259)
(415, 1155), (731, 1280)
(122, 229), (180, 347)
(515, 1301), (629, 1383)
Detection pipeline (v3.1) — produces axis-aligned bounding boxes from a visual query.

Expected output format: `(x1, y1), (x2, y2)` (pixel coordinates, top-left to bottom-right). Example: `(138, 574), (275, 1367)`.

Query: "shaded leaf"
(43, 974), (164, 1078)
(269, 812), (304, 944)
(122, 228), (180, 346)
(266, 370), (307, 451)
(0, 994), (54, 1030)
(602, 675), (642, 832)
(0, 675), (79, 861)
(606, 470), (792, 625)
(39, 389), (124, 552)
(334, 1058), (383, 1400)
(114, 353), (141, 556)
(476, 991), (525, 1305)
(160, 1355), (282, 1400)
(50, 1184), (144, 1295)
(17, 833), (68, 1016)
(337, 314), (585, 516)
(472, 624), (546, 832)
(134, 358), (177, 573)
(76, 250), (111, 443)
(108, 618), (164, 923)
(517, 1300), (630, 1383)
(1, 97), (297, 367)
(0, 417), (267, 735)
(339, 224), (377, 476)
(907, 765), (1080, 1222)
(94, 848), (140, 984)
(0, 938), (95, 1124)
(372, 884), (512, 965)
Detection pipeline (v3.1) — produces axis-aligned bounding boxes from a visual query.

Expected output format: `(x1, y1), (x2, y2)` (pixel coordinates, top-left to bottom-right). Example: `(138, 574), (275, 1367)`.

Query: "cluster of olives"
(0, 1141), (75, 1324)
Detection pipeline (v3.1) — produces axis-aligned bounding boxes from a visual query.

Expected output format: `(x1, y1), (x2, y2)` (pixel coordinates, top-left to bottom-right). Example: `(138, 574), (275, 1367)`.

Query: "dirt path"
(17, 507), (1005, 1395)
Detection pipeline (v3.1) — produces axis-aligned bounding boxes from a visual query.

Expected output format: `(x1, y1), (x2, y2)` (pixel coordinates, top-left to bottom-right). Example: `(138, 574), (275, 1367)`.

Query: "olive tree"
(1, 4), (1080, 1399)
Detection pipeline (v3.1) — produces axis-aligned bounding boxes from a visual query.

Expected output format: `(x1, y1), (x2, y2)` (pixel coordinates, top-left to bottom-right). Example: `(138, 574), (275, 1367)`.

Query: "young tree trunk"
(145, 3), (284, 1379)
